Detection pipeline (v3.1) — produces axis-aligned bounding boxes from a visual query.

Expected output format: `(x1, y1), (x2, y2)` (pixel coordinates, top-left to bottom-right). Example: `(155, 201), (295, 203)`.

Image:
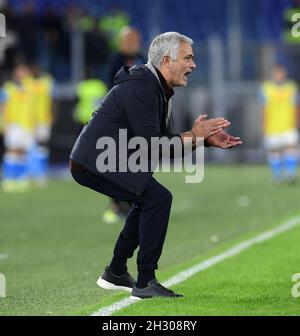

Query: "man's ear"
(162, 56), (171, 69)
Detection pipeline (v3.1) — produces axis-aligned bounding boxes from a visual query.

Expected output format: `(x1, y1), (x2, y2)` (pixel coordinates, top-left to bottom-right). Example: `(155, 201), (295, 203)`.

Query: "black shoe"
(130, 279), (183, 299)
(97, 266), (136, 293)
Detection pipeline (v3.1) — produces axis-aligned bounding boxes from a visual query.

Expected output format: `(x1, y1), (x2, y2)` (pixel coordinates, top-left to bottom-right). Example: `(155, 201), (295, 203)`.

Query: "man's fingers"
(219, 121), (231, 128)
(208, 121), (229, 129)
(229, 140), (242, 146)
(195, 114), (208, 122)
(227, 135), (241, 142)
(209, 120), (230, 130)
(232, 137), (242, 144)
(195, 116), (226, 124)
(212, 117), (226, 123)
(214, 119), (229, 125)
(223, 136), (242, 148)
(210, 128), (222, 136)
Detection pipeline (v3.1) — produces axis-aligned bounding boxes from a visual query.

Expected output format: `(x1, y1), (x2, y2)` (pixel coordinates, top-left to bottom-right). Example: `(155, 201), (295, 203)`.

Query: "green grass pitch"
(0, 165), (300, 315)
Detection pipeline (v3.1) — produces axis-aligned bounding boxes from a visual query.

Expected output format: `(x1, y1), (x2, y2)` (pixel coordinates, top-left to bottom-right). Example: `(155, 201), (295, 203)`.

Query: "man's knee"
(146, 180), (173, 205)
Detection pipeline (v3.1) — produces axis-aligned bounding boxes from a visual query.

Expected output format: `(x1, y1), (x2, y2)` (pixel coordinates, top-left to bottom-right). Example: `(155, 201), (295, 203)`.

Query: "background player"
(259, 64), (300, 184)
(1, 63), (35, 192)
(103, 26), (147, 224)
(28, 64), (55, 186)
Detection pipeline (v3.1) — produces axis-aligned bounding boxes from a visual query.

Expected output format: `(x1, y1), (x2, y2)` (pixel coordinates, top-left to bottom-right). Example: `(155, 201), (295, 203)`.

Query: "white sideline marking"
(91, 215), (300, 316)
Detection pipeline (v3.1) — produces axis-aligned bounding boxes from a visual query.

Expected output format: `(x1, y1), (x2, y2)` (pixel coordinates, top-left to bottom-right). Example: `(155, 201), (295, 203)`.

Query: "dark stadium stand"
(8, 0), (291, 43)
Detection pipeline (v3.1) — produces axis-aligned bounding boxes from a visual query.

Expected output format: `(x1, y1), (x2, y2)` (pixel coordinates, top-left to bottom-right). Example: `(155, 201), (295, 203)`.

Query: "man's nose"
(190, 60), (196, 70)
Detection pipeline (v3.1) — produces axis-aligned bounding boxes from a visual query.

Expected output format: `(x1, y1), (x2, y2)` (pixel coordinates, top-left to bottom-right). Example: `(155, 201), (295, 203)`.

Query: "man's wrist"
(190, 130), (197, 145)
(180, 130), (196, 150)
(179, 130), (206, 150)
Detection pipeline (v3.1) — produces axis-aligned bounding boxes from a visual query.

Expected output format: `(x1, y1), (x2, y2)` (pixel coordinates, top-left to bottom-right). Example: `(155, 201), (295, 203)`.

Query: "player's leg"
(114, 200), (132, 219)
(102, 199), (132, 224)
(281, 130), (299, 183)
(267, 150), (282, 182)
(283, 147), (298, 182)
(264, 134), (283, 182)
(29, 124), (51, 186)
(102, 199), (121, 224)
(2, 124), (32, 192)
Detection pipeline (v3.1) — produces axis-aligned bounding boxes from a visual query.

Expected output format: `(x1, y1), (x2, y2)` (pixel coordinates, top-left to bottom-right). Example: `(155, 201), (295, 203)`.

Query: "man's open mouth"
(184, 71), (191, 79)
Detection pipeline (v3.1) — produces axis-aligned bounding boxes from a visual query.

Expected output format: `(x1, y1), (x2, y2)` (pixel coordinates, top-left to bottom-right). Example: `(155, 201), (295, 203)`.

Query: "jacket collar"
(145, 62), (174, 102)
(154, 67), (174, 101)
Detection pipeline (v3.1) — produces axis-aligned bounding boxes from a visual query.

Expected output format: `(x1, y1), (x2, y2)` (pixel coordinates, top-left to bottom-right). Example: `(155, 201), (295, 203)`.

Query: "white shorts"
(4, 124), (34, 151)
(35, 125), (51, 143)
(264, 130), (299, 150)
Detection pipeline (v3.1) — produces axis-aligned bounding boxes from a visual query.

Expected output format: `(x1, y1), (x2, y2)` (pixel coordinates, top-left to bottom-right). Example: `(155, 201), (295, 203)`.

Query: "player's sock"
(267, 153), (282, 181)
(136, 270), (155, 288)
(28, 145), (49, 181)
(283, 152), (298, 180)
(15, 156), (27, 179)
(2, 153), (18, 180)
(15, 154), (29, 190)
(2, 153), (28, 191)
(3, 153), (27, 180)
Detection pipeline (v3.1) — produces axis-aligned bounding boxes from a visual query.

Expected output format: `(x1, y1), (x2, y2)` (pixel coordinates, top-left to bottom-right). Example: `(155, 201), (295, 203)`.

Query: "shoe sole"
(97, 277), (132, 293)
(130, 294), (183, 299)
(129, 295), (142, 300)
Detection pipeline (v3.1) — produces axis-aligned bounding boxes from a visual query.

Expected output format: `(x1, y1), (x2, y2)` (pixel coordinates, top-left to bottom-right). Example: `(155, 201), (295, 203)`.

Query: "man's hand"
(192, 114), (230, 139)
(206, 129), (242, 149)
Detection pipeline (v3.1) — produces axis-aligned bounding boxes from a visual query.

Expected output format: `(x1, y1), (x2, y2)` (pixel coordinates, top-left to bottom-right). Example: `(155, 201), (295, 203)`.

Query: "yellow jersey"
(31, 75), (53, 126)
(2, 78), (36, 131)
(261, 80), (298, 135)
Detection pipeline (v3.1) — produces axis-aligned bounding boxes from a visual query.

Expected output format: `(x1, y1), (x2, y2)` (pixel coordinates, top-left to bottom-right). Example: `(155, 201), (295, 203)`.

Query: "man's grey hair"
(148, 32), (193, 68)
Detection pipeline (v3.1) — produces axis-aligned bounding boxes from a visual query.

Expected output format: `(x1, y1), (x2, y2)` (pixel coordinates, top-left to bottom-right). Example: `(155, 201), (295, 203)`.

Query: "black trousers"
(71, 169), (173, 271)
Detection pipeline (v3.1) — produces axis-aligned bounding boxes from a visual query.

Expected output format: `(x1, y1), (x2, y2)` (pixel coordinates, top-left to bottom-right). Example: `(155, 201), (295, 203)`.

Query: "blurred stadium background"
(1, 0), (300, 316)
(1, 0), (300, 166)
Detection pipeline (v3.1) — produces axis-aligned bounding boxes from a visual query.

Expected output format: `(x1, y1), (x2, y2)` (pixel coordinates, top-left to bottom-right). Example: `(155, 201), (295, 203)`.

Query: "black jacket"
(70, 64), (180, 195)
